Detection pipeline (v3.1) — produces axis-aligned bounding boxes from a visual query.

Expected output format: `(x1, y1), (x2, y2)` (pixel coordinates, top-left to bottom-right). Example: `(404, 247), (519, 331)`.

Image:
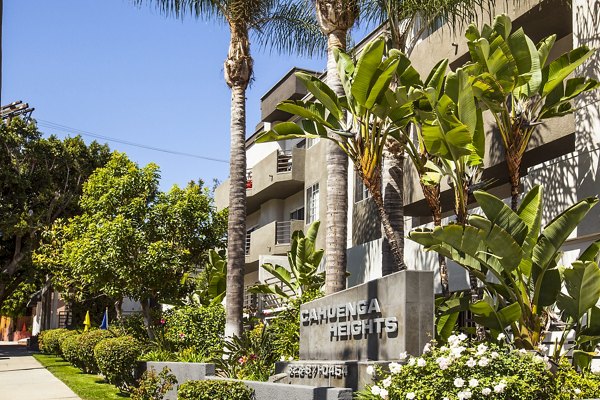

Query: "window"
(306, 183), (320, 224)
(245, 226), (257, 255)
(354, 172), (370, 203)
(290, 207), (304, 221)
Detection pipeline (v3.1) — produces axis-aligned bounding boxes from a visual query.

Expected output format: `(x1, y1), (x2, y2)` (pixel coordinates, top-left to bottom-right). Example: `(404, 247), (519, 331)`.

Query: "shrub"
(357, 335), (557, 400)
(94, 335), (142, 391)
(177, 380), (253, 400)
(163, 305), (224, 357)
(56, 329), (79, 357)
(39, 329), (67, 355)
(130, 367), (177, 400)
(60, 333), (83, 368)
(77, 330), (114, 373)
(215, 323), (279, 381)
(113, 313), (150, 343)
(140, 349), (178, 362)
(554, 360), (600, 399)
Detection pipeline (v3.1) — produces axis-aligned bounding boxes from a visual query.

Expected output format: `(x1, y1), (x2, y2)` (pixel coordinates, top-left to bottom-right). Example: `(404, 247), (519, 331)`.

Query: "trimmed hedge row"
(178, 380), (254, 400)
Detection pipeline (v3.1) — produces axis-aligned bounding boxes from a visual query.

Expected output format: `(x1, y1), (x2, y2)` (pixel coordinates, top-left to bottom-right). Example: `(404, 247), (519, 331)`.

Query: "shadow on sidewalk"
(0, 343), (33, 359)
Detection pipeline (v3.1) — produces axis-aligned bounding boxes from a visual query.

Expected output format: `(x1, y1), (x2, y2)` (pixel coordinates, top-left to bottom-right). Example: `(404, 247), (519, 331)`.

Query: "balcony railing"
(276, 150), (292, 173)
(245, 231), (252, 255)
(275, 219), (302, 245)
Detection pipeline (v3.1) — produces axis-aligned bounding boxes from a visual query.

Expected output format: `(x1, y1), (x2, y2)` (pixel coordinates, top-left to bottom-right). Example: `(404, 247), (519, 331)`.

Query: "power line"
(36, 119), (229, 164)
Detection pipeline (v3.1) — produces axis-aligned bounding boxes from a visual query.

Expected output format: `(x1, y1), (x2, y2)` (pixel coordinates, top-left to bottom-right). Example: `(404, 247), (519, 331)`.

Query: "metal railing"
(275, 220), (302, 245)
(245, 231), (252, 255)
(58, 311), (72, 329)
(276, 150), (292, 173)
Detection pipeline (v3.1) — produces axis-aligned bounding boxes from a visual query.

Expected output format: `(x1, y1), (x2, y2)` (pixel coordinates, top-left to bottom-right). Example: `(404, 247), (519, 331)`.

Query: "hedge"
(177, 380), (254, 400)
(94, 335), (142, 391)
(78, 330), (114, 373)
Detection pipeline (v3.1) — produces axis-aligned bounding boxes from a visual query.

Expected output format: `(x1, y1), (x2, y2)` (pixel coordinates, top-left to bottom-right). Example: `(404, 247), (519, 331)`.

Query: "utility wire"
(36, 118), (229, 164)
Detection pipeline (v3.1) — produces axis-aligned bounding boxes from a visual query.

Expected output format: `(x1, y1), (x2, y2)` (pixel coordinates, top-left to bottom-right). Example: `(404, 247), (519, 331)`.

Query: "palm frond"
(130, 0), (224, 21)
(252, 0), (326, 58)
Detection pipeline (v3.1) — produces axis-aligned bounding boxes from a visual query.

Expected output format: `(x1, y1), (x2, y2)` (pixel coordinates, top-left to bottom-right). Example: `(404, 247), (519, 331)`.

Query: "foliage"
(139, 348), (178, 362)
(214, 323), (279, 381)
(177, 380), (254, 400)
(36, 152), (227, 337)
(113, 313), (149, 343)
(249, 221), (324, 300)
(39, 328), (70, 355)
(60, 333), (83, 369)
(130, 367), (177, 400)
(162, 305), (225, 358)
(357, 335), (556, 400)
(77, 330), (114, 374)
(267, 289), (323, 360)
(0, 117), (110, 309)
(33, 353), (126, 400)
(258, 37), (415, 268)
(554, 359), (600, 399)
(94, 335), (142, 392)
(188, 249), (227, 307)
(410, 186), (599, 352)
(464, 13), (599, 208)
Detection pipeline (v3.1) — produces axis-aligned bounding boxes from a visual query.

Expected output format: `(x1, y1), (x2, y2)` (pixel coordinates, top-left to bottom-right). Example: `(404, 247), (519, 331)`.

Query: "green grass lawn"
(33, 353), (129, 400)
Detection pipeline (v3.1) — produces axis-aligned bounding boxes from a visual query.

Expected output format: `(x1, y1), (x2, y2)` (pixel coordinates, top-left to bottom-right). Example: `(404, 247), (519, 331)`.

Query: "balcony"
(215, 147), (305, 214)
(245, 219), (304, 266)
(261, 68), (320, 123)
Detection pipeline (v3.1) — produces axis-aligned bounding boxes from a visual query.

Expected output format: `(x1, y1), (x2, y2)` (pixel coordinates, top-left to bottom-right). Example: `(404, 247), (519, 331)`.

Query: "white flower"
(494, 382), (506, 394)
(379, 388), (389, 399)
(468, 378), (479, 388)
(389, 362), (402, 374)
(490, 351), (500, 359)
(366, 365), (375, 375)
(482, 387), (492, 396)
(280, 356), (287, 361)
(478, 357), (489, 367)
(436, 356), (452, 370)
(371, 385), (381, 395)
(405, 392), (416, 399)
(423, 343), (432, 354)
(538, 344), (548, 353)
(497, 333), (506, 341)
(466, 358), (476, 368)
(476, 344), (488, 355)
(443, 398), (449, 400)
(382, 377), (392, 388)
(417, 358), (427, 367)
(450, 346), (466, 358)
(574, 388), (581, 395)
(408, 358), (416, 366)
(457, 390), (472, 399)
(458, 333), (468, 341)
(288, 356), (294, 361)
(454, 377), (465, 388)
(440, 346), (449, 352)
(448, 334), (458, 344)
(518, 348), (528, 354)
(399, 351), (408, 361)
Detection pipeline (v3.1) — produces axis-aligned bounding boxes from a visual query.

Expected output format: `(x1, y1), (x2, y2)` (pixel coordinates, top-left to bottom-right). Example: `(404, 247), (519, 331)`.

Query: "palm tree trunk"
(422, 182), (449, 297)
(224, 24), (251, 338)
(225, 83), (248, 338)
(382, 140), (406, 274)
(324, 28), (349, 295)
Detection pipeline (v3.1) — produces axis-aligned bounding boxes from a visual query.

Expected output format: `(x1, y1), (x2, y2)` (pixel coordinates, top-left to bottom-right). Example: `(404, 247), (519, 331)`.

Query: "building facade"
(215, 0), (600, 307)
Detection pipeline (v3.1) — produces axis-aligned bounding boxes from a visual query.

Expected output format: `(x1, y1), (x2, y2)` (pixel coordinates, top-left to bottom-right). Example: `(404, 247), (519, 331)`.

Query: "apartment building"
(215, 0), (600, 303)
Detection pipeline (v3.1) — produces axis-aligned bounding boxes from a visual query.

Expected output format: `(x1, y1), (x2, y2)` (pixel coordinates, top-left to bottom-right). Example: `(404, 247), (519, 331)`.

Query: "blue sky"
(3, 0), (333, 190)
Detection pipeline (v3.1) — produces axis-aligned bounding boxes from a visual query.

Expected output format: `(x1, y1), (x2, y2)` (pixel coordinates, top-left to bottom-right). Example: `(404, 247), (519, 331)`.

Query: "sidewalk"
(0, 342), (80, 399)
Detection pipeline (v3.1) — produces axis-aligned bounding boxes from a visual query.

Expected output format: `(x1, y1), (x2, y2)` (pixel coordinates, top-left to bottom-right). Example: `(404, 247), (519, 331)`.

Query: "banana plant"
(249, 221), (324, 300)
(188, 249), (227, 307)
(257, 37), (415, 270)
(555, 245), (600, 370)
(409, 185), (599, 349)
(464, 14), (600, 210)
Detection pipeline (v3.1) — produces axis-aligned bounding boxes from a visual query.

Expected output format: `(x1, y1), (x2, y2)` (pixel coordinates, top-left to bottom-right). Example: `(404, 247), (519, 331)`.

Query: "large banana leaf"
(296, 72), (343, 121)
(557, 261), (600, 321)
(541, 46), (595, 96)
(351, 38), (386, 107)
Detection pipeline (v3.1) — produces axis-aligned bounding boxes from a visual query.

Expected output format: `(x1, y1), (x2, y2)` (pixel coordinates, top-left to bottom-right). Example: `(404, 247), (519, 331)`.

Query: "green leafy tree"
(133, 0), (325, 338)
(410, 185), (599, 350)
(0, 117), (110, 310)
(464, 13), (599, 210)
(189, 249), (227, 307)
(37, 152), (227, 338)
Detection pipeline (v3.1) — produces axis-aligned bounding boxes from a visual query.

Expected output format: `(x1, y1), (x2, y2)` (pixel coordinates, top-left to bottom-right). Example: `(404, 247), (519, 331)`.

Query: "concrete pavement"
(0, 342), (80, 399)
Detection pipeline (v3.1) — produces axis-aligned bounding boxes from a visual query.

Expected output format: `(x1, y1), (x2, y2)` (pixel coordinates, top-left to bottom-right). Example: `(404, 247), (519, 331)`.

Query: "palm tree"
(314, 0), (359, 295)
(133, 0), (323, 337)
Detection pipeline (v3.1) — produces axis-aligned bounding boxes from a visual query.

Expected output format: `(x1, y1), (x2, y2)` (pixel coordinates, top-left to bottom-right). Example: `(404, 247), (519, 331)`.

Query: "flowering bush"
(162, 305), (224, 358)
(357, 334), (570, 400)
